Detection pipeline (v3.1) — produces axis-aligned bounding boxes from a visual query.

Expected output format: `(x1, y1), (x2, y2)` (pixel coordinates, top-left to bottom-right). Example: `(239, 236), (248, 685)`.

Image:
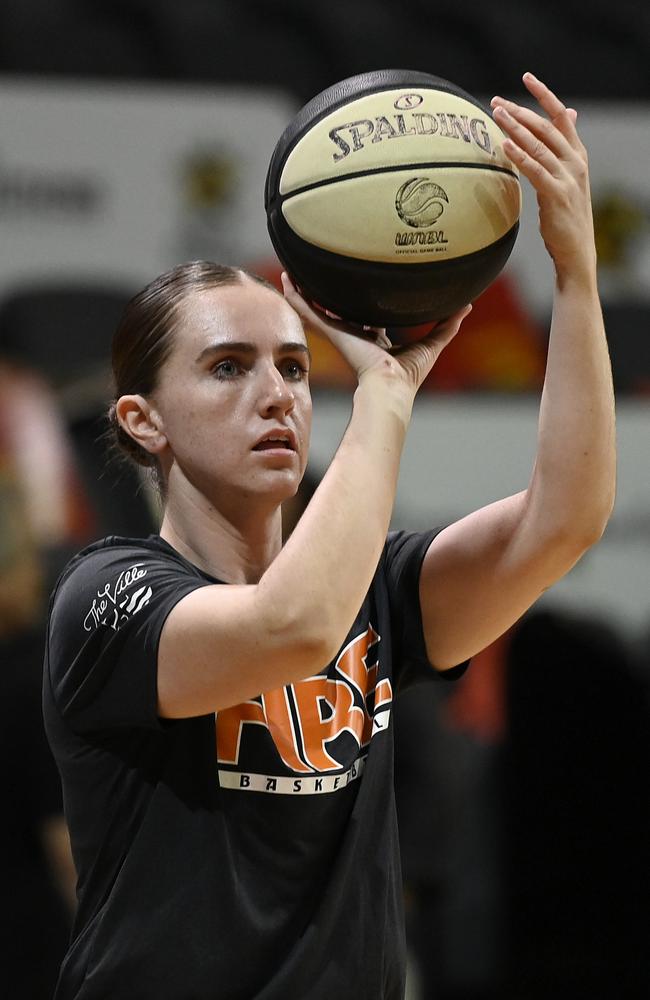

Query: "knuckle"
(573, 157), (588, 182)
(531, 138), (546, 161)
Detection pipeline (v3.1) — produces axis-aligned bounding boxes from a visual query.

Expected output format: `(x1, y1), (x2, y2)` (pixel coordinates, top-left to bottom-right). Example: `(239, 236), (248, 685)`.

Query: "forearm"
(260, 274), (466, 665)
(529, 267), (616, 542)
(258, 374), (411, 660)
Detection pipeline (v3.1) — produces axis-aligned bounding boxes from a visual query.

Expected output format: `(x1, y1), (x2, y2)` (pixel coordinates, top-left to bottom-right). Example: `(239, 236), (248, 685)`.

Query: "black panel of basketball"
(269, 222), (518, 328)
(265, 69), (521, 327)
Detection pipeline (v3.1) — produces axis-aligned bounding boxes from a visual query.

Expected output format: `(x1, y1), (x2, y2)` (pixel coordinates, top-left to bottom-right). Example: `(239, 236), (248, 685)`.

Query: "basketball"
(265, 69), (521, 327)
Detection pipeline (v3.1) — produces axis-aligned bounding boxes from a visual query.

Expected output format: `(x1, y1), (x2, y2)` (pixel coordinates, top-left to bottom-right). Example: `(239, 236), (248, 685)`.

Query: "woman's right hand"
(281, 272), (471, 397)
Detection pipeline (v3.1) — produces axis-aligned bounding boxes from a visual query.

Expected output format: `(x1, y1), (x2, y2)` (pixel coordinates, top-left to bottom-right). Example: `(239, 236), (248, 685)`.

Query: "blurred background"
(0, 1), (648, 997)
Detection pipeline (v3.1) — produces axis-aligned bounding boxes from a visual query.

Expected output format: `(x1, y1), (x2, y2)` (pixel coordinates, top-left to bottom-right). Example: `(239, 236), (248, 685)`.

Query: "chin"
(248, 469), (303, 506)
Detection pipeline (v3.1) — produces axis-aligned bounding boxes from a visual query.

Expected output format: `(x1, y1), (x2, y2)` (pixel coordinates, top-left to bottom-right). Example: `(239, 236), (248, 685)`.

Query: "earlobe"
(115, 394), (168, 455)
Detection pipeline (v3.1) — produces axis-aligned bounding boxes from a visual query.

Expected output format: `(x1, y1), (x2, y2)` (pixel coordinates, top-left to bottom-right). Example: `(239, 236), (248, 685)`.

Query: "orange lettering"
(217, 688), (310, 772)
(292, 677), (365, 771)
(263, 687), (311, 772)
(216, 699), (266, 764)
(216, 625), (392, 774)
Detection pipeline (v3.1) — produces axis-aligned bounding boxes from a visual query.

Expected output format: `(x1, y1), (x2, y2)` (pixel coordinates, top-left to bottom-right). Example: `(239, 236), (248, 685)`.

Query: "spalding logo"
(395, 177), (449, 228)
(393, 93), (423, 111)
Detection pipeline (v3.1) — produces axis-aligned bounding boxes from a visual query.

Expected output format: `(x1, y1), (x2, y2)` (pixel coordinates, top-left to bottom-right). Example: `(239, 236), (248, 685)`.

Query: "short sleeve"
(45, 544), (210, 735)
(384, 529), (469, 691)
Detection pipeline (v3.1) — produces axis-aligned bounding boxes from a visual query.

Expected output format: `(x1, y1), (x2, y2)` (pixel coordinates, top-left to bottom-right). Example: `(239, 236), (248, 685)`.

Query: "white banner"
(0, 79), (297, 298)
(1, 83), (648, 317)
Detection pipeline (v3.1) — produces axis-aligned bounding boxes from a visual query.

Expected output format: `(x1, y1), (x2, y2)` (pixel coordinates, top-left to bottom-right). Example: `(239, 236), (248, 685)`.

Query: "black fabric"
(44, 530), (467, 1000)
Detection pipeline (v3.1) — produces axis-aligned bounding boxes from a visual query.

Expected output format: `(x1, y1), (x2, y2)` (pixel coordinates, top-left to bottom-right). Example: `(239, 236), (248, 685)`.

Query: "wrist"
(553, 251), (599, 295)
(354, 368), (414, 429)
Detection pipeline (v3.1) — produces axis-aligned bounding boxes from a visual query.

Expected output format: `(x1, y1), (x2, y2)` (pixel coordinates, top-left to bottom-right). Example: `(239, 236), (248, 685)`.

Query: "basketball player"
(44, 74), (615, 999)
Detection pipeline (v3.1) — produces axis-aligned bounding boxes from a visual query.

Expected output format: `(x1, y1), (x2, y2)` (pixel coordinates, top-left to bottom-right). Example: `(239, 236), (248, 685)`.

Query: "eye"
(212, 359), (242, 379)
(281, 358), (309, 381)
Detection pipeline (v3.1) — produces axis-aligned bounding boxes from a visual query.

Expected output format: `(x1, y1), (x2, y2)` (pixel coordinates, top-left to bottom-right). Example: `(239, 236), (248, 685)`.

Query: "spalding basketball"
(265, 69), (521, 326)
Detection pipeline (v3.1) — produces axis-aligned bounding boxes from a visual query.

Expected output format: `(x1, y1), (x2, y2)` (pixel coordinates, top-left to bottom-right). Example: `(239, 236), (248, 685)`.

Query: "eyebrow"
(195, 340), (312, 364)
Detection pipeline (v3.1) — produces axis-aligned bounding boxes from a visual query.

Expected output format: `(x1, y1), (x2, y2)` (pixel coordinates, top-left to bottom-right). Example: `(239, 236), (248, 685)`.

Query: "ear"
(114, 394), (168, 456)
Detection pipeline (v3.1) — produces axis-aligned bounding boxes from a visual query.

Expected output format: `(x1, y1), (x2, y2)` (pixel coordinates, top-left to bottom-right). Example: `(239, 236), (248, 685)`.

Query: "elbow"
(577, 488), (616, 549)
(527, 495), (615, 583)
(551, 504), (613, 562)
(255, 588), (344, 675)
(281, 625), (340, 676)
(533, 477), (616, 555)
(292, 613), (353, 672)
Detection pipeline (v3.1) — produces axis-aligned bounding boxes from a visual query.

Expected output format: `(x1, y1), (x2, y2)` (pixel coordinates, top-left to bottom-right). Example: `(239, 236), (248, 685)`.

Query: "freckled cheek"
(297, 405), (312, 466)
(164, 399), (235, 457)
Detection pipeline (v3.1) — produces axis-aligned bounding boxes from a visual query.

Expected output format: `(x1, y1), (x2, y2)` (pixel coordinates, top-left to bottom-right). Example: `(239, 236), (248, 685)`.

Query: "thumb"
(391, 303), (472, 388)
(402, 303), (472, 359)
(423, 303), (473, 353)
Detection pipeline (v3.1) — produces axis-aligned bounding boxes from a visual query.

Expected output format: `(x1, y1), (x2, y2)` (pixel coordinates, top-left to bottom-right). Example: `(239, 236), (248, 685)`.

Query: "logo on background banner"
(216, 624), (392, 794)
(0, 154), (103, 218)
(174, 147), (242, 262)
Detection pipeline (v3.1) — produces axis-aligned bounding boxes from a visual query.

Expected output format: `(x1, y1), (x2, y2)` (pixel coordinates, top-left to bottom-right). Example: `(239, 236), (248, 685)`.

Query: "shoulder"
(49, 534), (209, 635)
(45, 536), (213, 733)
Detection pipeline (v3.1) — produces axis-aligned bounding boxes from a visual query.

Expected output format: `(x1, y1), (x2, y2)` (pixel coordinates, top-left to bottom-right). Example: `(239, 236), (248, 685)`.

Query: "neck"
(159, 482), (283, 585)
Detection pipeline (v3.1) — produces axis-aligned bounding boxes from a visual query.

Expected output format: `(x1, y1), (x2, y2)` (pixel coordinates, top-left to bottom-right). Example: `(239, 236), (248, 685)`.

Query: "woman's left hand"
(491, 73), (596, 282)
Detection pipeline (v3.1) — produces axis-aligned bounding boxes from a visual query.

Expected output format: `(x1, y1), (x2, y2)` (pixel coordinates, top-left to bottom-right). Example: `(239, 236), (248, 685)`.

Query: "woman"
(44, 74), (615, 999)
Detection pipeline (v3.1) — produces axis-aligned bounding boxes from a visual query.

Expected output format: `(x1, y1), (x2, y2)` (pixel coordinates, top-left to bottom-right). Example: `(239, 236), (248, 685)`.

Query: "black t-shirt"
(43, 531), (466, 1000)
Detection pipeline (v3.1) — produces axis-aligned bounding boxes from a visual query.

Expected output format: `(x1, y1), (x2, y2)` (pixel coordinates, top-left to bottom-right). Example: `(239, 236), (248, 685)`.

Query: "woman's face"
(151, 278), (312, 513)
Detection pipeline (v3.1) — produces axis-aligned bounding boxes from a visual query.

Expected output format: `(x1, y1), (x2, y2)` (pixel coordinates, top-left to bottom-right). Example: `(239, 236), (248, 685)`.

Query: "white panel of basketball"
(278, 88), (520, 265)
(283, 168), (520, 262)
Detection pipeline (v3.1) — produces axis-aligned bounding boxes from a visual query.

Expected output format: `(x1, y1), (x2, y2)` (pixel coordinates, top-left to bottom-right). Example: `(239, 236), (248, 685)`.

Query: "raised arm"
(418, 72), (616, 670)
(157, 289), (470, 716)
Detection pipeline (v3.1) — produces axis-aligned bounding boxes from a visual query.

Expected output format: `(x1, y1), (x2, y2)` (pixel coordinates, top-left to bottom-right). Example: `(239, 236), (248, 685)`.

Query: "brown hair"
(107, 260), (281, 491)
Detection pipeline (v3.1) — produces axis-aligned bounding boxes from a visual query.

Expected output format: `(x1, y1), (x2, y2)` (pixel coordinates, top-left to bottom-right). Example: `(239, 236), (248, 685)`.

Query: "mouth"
(252, 430), (297, 453)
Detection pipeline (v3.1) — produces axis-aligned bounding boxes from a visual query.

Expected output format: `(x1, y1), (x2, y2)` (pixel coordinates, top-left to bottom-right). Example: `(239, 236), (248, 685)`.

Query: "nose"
(257, 362), (295, 416)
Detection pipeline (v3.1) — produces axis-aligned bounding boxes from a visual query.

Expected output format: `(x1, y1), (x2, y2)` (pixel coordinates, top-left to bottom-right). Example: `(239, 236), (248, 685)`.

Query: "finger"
(281, 272), (306, 315)
(281, 275), (390, 345)
(343, 325), (387, 344)
(373, 330), (392, 350)
(522, 72), (566, 118)
(499, 136), (562, 194)
(362, 324), (390, 346)
(491, 99), (575, 167)
(426, 302), (473, 348)
(281, 274), (345, 333)
(280, 270), (293, 294)
(492, 104), (563, 181)
(521, 72), (584, 149)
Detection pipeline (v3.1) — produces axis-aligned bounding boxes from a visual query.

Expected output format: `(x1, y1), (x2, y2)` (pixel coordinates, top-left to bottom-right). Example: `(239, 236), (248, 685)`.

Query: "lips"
(252, 429), (297, 452)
